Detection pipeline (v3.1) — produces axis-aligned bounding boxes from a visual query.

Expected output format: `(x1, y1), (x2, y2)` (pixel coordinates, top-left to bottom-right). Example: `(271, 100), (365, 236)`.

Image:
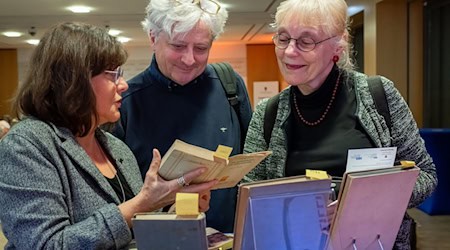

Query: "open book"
(327, 166), (420, 250)
(233, 176), (332, 250)
(158, 139), (272, 189)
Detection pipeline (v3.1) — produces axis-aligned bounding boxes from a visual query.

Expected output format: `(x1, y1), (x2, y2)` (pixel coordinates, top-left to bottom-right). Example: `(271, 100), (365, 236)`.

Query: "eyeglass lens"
(198, 0), (220, 14)
(274, 34), (316, 52)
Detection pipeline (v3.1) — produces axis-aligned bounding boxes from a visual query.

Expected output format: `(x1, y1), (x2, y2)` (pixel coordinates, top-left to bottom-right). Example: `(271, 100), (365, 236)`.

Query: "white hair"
(273, 0), (355, 70)
(142, 0), (228, 40)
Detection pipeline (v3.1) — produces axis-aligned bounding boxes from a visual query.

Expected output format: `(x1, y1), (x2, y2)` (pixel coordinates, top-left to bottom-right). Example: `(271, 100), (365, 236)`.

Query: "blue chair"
(418, 128), (450, 215)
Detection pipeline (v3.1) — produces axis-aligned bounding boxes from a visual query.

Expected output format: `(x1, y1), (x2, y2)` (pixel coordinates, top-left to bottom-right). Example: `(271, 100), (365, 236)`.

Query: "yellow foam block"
(306, 169), (329, 180)
(175, 193), (199, 216)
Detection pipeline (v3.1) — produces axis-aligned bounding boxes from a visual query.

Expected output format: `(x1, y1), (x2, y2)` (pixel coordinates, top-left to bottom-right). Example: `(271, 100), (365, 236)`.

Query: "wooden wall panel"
(246, 44), (282, 108)
(0, 49), (18, 116)
(408, 0), (424, 127)
(376, 0), (408, 99)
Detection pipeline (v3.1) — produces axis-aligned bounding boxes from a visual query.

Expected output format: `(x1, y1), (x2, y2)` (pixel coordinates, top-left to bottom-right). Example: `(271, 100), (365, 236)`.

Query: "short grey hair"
(142, 0), (228, 40)
(273, 0), (355, 70)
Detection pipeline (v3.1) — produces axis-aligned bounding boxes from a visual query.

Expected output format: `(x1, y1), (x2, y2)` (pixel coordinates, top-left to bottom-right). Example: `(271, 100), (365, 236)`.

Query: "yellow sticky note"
(214, 145), (233, 160)
(175, 193), (199, 216)
(306, 169), (329, 180)
(400, 160), (415, 169)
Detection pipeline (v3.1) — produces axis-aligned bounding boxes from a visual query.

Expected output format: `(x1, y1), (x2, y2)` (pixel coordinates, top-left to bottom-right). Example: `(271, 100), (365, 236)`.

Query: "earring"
(332, 55), (339, 63)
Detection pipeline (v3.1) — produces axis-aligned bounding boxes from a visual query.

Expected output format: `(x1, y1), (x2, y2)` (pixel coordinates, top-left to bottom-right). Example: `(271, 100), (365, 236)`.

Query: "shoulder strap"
(211, 62), (245, 150)
(211, 62), (238, 106)
(367, 76), (392, 132)
(263, 93), (280, 145)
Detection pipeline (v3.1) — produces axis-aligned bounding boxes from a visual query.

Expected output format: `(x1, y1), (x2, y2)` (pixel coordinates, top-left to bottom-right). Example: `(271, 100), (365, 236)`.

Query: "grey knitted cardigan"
(243, 70), (437, 250)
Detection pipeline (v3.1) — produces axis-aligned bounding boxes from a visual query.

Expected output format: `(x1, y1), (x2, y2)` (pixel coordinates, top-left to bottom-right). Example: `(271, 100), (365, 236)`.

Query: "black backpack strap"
(367, 76), (392, 132)
(263, 93), (280, 145)
(211, 62), (238, 106)
(211, 62), (246, 150)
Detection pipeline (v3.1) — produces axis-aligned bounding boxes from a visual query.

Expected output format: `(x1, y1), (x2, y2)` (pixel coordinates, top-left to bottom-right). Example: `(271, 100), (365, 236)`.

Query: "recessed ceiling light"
(117, 36), (131, 43)
(3, 31), (22, 37)
(348, 6), (364, 16)
(26, 39), (40, 45)
(66, 5), (93, 13)
(108, 29), (122, 36)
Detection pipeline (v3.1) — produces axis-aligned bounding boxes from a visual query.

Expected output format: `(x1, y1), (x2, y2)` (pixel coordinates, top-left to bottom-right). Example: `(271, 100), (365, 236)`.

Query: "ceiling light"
(66, 5), (93, 13)
(347, 6), (364, 16)
(3, 31), (22, 37)
(26, 39), (40, 45)
(108, 29), (122, 36)
(117, 36), (131, 43)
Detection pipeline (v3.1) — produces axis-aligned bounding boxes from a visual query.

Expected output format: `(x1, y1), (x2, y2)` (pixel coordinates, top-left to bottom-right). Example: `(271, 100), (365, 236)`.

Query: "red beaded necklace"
(292, 71), (342, 126)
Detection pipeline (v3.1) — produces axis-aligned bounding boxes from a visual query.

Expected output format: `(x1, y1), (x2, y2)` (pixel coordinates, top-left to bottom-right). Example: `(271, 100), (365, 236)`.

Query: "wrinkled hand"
(199, 190), (211, 212)
(136, 149), (217, 212)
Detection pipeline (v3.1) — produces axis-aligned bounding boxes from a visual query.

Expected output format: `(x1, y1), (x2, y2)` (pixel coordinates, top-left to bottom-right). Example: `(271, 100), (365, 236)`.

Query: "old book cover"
(327, 166), (420, 250)
(233, 176), (332, 250)
(158, 139), (272, 189)
(133, 213), (208, 250)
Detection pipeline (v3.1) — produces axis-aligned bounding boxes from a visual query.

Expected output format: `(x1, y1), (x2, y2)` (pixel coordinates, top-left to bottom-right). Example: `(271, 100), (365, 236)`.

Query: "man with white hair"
(115, 0), (252, 233)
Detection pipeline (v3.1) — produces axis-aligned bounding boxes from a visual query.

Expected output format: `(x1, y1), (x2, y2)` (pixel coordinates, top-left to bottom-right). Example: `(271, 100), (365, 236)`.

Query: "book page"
(159, 149), (225, 183)
(159, 139), (271, 188)
(212, 151), (272, 189)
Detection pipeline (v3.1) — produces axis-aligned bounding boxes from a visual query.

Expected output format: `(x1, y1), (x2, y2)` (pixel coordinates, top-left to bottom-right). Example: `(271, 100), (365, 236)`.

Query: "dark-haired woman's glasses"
(175, 0), (221, 15)
(273, 33), (336, 52)
(104, 67), (124, 85)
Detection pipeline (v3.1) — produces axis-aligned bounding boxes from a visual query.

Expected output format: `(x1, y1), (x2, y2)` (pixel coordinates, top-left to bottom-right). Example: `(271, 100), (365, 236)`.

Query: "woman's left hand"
(199, 190), (211, 212)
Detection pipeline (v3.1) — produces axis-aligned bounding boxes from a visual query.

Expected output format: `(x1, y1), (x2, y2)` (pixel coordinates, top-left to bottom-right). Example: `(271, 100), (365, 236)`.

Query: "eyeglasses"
(175, 0), (221, 15)
(104, 67), (124, 85)
(272, 33), (336, 52)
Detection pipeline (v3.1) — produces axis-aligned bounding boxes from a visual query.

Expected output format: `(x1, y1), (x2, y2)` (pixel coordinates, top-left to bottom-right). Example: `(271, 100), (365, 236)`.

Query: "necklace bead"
(293, 71), (341, 126)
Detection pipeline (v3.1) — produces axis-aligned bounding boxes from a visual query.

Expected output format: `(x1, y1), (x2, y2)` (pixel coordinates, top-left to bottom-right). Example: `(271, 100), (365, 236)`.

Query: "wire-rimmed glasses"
(272, 33), (336, 52)
(104, 67), (124, 85)
(175, 0), (221, 15)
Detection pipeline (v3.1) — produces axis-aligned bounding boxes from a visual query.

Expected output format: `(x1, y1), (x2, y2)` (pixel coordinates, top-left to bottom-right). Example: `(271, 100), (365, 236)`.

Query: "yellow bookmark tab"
(214, 145), (233, 160)
(400, 160), (416, 169)
(306, 169), (329, 180)
(175, 193), (199, 216)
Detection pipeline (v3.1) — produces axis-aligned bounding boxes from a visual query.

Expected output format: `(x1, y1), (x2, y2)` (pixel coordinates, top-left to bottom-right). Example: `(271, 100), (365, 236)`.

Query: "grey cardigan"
(0, 118), (143, 249)
(243, 70), (437, 249)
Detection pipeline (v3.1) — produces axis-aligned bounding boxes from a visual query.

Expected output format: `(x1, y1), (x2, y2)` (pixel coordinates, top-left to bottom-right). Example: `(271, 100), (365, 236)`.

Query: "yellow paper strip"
(306, 169), (328, 180)
(214, 145), (233, 160)
(400, 160), (415, 169)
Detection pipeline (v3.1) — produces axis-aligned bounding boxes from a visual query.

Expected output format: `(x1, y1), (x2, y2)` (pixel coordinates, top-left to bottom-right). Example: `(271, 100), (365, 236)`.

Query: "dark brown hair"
(13, 22), (128, 137)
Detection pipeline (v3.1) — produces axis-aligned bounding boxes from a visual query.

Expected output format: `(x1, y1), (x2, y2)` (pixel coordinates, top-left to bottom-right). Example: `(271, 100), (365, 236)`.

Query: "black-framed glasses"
(175, 0), (221, 15)
(104, 67), (124, 85)
(272, 33), (336, 52)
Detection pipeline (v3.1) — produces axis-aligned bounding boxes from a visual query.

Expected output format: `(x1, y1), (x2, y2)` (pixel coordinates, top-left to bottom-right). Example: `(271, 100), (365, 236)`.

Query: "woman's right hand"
(119, 148), (217, 226)
(138, 148), (217, 211)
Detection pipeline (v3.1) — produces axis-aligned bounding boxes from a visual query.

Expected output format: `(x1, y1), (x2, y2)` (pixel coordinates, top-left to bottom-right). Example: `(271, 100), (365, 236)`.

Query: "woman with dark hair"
(0, 22), (216, 249)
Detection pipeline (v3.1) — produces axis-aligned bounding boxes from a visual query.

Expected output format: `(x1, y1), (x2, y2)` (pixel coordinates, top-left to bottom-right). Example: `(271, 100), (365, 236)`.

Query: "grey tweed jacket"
(0, 118), (144, 249)
(243, 70), (437, 250)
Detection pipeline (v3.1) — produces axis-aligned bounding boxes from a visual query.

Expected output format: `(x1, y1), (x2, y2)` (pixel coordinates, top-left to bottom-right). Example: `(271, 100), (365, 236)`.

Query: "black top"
(285, 66), (374, 177)
(106, 167), (134, 203)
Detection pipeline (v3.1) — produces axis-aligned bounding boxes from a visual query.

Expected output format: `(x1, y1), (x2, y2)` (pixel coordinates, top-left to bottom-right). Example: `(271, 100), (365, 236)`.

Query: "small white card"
(346, 147), (397, 173)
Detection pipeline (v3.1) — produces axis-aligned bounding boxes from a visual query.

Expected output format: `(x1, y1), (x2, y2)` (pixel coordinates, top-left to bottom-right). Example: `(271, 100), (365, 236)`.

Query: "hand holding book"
(158, 139), (272, 189)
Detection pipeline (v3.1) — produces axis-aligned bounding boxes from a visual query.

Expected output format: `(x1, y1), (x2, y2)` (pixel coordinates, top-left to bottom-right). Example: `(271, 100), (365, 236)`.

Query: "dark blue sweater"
(114, 57), (252, 232)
